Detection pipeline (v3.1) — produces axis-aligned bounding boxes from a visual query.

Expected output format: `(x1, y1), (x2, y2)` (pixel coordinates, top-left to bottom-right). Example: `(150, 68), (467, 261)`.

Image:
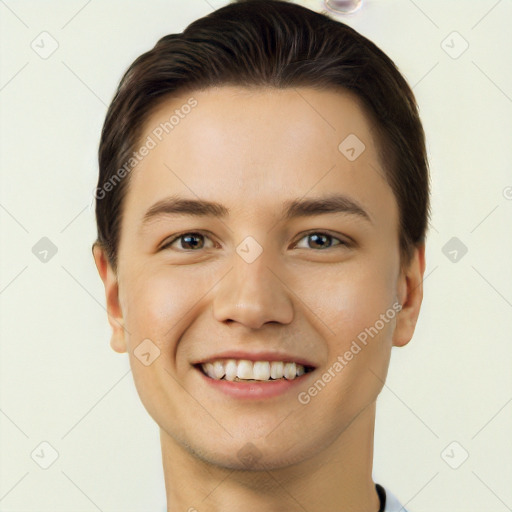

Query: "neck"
(161, 400), (381, 512)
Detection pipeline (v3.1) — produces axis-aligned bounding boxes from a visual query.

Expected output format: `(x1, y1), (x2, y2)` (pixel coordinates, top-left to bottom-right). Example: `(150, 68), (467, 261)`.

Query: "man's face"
(95, 86), (423, 469)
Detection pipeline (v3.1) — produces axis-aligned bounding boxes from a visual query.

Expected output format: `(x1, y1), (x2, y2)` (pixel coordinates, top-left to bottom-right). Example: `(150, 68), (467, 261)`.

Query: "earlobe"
(392, 244), (426, 348)
(92, 243), (128, 354)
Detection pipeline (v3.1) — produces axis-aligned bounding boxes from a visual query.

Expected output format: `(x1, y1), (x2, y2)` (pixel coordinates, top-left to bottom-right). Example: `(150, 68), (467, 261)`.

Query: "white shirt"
(383, 486), (410, 512)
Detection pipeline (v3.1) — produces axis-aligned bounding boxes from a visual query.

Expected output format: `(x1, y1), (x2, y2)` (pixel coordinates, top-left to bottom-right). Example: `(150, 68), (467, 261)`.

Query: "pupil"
(183, 234), (203, 249)
(310, 234), (329, 249)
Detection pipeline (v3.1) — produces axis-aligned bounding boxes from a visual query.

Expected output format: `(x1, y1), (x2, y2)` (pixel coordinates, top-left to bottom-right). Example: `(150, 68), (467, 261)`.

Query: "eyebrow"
(140, 193), (373, 229)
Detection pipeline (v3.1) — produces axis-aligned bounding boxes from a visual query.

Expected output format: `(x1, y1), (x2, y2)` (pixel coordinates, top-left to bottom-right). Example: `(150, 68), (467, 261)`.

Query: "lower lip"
(194, 366), (314, 400)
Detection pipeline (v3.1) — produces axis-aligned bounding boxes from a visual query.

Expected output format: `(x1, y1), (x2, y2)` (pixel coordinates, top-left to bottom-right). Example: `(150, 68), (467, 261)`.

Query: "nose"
(212, 251), (294, 329)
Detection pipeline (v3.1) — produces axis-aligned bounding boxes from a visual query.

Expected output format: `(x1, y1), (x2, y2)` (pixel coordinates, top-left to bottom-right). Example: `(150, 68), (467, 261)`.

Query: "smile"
(197, 359), (316, 382)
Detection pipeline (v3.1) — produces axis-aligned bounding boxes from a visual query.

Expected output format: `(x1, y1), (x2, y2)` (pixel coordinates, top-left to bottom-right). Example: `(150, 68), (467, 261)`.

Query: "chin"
(193, 434), (322, 472)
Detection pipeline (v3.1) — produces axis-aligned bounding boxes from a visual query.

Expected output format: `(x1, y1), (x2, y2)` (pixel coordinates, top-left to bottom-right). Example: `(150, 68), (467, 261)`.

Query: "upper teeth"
(200, 359), (308, 381)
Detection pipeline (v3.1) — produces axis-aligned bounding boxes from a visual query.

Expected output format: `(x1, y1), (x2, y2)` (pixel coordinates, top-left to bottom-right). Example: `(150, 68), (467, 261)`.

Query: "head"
(93, 0), (429, 470)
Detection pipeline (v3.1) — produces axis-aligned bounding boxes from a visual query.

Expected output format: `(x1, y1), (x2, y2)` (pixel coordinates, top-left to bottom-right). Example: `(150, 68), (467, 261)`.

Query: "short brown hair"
(94, 0), (430, 273)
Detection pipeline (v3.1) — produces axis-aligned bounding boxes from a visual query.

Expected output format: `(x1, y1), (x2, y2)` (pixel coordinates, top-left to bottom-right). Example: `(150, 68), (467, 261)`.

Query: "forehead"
(122, 86), (396, 230)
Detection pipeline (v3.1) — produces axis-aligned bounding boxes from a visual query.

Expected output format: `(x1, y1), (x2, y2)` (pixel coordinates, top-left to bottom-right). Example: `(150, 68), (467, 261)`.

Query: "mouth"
(193, 359), (316, 383)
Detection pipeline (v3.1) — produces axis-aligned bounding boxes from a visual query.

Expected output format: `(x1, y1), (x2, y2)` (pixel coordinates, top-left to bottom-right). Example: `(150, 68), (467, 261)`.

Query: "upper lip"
(192, 350), (317, 368)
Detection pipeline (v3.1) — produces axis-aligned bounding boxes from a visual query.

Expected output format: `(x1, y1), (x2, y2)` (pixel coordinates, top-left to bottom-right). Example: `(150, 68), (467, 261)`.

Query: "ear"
(92, 243), (127, 353)
(392, 244), (426, 347)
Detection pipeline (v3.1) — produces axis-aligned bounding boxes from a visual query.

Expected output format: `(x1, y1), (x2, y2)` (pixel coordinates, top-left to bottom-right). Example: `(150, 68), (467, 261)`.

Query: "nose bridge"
(212, 241), (293, 328)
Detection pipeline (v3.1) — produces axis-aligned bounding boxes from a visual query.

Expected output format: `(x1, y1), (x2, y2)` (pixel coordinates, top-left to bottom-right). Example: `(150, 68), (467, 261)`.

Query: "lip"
(192, 350), (317, 369)
(194, 364), (315, 400)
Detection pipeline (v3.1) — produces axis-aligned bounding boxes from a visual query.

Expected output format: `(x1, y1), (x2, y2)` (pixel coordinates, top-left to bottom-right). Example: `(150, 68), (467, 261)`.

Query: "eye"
(294, 231), (349, 250)
(160, 231), (215, 251)
(159, 230), (350, 252)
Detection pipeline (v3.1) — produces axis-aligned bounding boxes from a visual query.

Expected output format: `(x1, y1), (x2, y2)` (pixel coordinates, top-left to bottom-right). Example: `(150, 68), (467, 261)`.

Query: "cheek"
(120, 270), (201, 421)
(313, 259), (398, 355)
(122, 269), (193, 350)
(307, 264), (397, 416)
(317, 265), (396, 318)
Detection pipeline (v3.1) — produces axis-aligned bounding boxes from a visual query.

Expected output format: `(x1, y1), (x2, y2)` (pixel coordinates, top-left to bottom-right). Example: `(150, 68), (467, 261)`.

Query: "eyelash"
(159, 230), (351, 252)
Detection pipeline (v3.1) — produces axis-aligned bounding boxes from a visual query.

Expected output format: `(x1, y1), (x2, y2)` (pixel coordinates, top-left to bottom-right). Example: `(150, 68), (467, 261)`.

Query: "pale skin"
(93, 86), (426, 512)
